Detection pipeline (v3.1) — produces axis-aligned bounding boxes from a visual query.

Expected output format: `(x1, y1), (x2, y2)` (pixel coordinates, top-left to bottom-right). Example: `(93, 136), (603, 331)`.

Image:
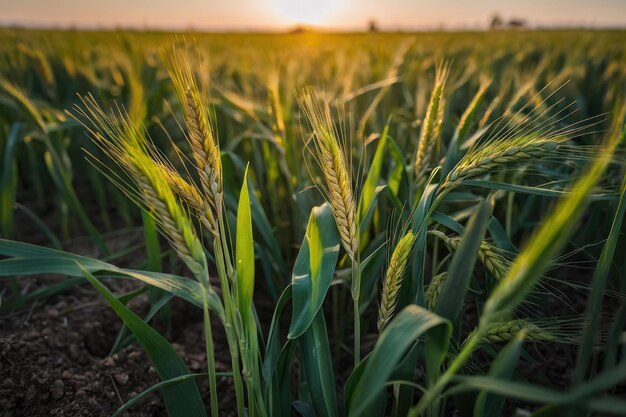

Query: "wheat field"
(1, 28), (626, 416)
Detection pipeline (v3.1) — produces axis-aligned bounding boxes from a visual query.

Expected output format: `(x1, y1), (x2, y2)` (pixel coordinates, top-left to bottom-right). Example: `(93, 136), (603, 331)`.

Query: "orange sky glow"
(1, 0), (625, 31)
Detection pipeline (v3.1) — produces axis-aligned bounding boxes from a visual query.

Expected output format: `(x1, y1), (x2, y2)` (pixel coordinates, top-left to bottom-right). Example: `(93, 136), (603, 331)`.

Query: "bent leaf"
(0, 239), (224, 318)
(80, 266), (207, 417)
(348, 305), (451, 417)
(288, 203), (340, 338)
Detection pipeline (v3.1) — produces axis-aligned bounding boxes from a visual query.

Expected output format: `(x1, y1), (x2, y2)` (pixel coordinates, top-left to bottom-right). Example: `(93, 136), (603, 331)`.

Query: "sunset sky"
(2, 0), (626, 31)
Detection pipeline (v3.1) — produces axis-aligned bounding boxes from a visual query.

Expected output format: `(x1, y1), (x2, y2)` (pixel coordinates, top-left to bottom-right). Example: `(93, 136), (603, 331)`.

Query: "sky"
(1, 0), (625, 31)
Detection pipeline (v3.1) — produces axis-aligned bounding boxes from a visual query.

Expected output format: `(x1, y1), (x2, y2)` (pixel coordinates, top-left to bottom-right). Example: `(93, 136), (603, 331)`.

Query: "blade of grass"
(425, 196), (493, 416)
(348, 305), (451, 417)
(473, 332), (525, 417)
(43, 144), (109, 254)
(432, 197), (494, 321)
(289, 203), (340, 338)
(0, 240), (224, 316)
(1, 123), (19, 239)
(79, 265), (207, 417)
(358, 119), (389, 224)
(112, 372), (232, 417)
(299, 309), (338, 417)
(236, 166), (255, 325)
(451, 358), (626, 415)
(573, 171), (626, 385)
(14, 203), (62, 249)
(142, 209), (162, 272)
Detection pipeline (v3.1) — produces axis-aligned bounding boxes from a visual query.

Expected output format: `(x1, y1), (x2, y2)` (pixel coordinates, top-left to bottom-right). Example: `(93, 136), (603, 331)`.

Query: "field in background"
(1, 29), (624, 246)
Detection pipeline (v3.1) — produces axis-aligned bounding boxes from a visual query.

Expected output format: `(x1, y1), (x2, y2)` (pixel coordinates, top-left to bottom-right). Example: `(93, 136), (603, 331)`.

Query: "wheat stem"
(201, 283), (219, 417)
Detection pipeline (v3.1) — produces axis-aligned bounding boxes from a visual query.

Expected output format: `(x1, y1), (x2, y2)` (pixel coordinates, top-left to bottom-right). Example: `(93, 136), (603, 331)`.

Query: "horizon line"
(3, 20), (626, 34)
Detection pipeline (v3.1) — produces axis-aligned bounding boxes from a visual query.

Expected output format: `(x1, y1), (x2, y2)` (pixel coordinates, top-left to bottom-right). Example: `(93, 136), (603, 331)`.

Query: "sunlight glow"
(271, 0), (339, 25)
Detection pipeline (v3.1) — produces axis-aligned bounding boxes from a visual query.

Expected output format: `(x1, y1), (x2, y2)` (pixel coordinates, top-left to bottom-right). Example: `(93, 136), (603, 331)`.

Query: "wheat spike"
(300, 90), (359, 260)
(378, 231), (415, 331)
(155, 163), (203, 208)
(184, 88), (222, 198)
(74, 95), (208, 280)
(128, 154), (207, 279)
(155, 162), (219, 235)
(443, 136), (560, 190)
(432, 231), (509, 281)
(18, 44), (55, 87)
(425, 272), (447, 311)
(414, 64), (449, 181)
(163, 45), (222, 236)
(135, 165), (207, 277)
(472, 320), (557, 344)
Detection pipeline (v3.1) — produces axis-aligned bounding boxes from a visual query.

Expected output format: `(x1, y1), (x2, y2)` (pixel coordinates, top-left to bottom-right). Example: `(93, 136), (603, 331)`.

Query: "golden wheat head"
(73, 95), (208, 281)
(299, 88), (359, 260)
(163, 44), (222, 218)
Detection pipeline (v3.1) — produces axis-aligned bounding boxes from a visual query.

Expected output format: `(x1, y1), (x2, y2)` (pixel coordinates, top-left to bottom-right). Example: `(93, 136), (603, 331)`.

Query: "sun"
(271, 0), (339, 25)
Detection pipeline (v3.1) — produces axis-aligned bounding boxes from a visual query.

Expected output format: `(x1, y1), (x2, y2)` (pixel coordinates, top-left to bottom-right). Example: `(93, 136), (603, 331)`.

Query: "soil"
(1, 210), (240, 417)
(0, 275), (238, 417)
(2, 265), (594, 417)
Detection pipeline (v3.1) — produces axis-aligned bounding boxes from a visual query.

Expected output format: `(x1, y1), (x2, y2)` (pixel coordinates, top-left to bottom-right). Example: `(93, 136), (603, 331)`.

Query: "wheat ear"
(164, 46), (222, 235)
(378, 231), (416, 331)
(74, 96), (208, 279)
(470, 319), (557, 344)
(442, 136), (560, 190)
(431, 231), (509, 281)
(300, 90), (359, 260)
(425, 272), (447, 311)
(134, 163), (207, 277)
(414, 64), (449, 180)
(155, 161), (218, 233)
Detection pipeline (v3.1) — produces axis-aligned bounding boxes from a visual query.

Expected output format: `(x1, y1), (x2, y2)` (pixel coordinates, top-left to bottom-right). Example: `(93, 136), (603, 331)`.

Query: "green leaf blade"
(236, 166), (255, 324)
(288, 203), (340, 339)
(79, 266), (207, 417)
(348, 305), (451, 417)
